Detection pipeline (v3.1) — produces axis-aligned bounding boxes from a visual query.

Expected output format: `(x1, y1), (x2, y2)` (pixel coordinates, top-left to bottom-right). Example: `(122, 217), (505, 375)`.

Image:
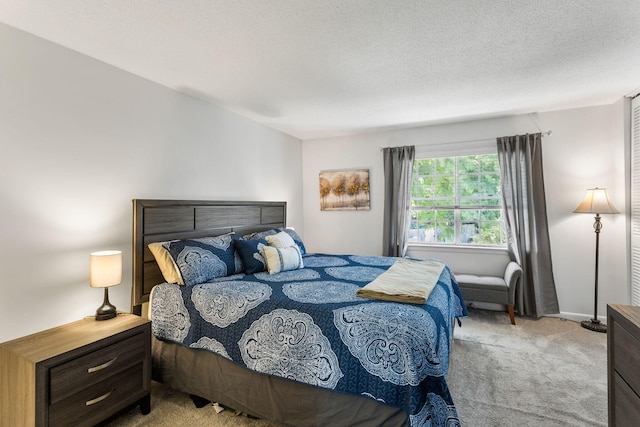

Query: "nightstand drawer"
(49, 331), (146, 404)
(49, 363), (144, 427)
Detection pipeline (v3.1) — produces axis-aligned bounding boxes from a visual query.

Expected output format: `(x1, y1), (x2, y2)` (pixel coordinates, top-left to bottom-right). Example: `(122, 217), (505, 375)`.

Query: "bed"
(132, 199), (467, 426)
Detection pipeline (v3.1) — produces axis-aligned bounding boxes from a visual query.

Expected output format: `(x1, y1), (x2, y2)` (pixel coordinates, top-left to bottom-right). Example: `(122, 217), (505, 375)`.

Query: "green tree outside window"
(410, 154), (506, 246)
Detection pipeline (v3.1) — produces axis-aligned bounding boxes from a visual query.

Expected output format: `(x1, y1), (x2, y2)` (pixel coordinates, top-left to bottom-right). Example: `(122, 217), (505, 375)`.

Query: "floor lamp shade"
(574, 188), (619, 215)
(90, 250), (122, 320)
(574, 188), (618, 332)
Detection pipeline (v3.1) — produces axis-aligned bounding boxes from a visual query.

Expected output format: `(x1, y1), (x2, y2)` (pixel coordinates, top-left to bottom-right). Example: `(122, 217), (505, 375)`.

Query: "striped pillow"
(261, 245), (304, 274)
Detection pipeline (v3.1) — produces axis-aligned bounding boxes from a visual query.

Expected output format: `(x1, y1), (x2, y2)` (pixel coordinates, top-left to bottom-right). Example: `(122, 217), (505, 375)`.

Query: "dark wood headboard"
(131, 199), (287, 314)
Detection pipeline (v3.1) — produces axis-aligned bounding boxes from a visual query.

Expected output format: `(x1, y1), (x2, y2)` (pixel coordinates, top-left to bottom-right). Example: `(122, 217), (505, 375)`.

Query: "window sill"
(407, 244), (508, 255)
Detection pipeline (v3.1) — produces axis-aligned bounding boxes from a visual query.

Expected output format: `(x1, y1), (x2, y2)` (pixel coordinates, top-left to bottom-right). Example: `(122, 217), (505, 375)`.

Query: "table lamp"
(90, 250), (122, 320)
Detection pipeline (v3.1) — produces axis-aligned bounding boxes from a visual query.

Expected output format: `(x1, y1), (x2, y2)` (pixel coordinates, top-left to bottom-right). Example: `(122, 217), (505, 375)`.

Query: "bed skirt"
(152, 337), (408, 426)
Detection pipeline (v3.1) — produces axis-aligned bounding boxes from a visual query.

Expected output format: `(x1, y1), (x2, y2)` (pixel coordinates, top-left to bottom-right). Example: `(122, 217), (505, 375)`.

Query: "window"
(410, 153), (506, 246)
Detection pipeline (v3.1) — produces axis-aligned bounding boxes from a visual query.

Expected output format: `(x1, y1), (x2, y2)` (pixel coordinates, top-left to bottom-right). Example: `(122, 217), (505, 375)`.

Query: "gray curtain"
(382, 145), (415, 257)
(497, 133), (559, 317)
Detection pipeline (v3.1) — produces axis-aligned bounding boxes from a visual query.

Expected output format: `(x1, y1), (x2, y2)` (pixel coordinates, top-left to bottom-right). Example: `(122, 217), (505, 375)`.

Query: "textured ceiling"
(2, 0), (639, 140)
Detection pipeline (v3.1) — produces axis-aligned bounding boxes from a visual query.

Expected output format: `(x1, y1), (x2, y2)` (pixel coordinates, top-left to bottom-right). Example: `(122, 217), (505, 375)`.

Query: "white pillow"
(265, 231), (296, 248)
(261, 245), (304, 274)
(148, 242), (184, 285)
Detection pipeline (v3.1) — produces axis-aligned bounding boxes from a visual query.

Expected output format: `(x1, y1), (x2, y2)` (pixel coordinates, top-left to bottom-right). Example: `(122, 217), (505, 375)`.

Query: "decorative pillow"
(245, 228), (307, 255)
(233, 238), (268, 274)
(244, 229), (279, 241)
(261, 245), (304, 274)
(161, 234), (243, 286)
(265, 231), (296, 248)
(148, 241), (183, 284)
(280, 228), (307, 255)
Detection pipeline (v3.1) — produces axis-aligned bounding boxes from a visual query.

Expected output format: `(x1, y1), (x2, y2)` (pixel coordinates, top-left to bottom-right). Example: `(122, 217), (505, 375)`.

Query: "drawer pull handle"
(85, 390), (113, 406)
(87, 357), (117, 373)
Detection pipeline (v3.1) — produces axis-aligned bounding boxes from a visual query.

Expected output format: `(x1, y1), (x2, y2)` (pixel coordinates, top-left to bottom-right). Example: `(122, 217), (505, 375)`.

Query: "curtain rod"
(380, 130), (552, 151)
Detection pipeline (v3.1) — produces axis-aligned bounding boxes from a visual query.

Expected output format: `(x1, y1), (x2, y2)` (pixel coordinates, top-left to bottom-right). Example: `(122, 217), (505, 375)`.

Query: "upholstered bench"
(454, 261), (523, 325)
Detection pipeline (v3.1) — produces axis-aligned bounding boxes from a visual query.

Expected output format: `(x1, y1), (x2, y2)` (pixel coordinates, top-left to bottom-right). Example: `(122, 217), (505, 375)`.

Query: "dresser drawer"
(49, 332), (146, 404)
(612, 320), (640, 394)
(49, 363), (144, 427)
(612, 371), (640, 427)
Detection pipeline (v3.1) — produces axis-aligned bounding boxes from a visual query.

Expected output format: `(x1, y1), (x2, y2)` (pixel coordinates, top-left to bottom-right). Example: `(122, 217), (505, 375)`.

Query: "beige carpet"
(449, 309), (607, 427)
(105, 308), (607, 426)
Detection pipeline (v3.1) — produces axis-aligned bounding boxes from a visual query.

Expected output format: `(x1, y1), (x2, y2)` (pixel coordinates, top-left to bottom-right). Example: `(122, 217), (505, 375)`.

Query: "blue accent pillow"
(234, 238), (268, 274)
(244, 229), (279, 241)
(162, 234), (242, 286)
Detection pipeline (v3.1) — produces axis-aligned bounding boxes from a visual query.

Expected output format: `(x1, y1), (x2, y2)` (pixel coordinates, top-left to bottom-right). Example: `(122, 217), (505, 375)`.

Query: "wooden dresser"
(0, 314), (151, 427)
(607, 304), (640, 427)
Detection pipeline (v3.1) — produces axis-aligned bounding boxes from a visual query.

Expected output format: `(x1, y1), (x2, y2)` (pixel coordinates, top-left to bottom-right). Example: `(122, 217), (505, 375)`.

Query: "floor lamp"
(574, 188), (619, 333)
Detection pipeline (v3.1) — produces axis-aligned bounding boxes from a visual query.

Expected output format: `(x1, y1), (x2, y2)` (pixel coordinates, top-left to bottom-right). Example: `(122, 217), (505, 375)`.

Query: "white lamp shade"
(574, 188), (619, 214)
(90, 250), (123, 288)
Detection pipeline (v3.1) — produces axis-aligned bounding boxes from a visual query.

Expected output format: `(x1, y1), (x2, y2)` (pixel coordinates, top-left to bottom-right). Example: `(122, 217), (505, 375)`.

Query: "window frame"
(409, 142), (507, 248)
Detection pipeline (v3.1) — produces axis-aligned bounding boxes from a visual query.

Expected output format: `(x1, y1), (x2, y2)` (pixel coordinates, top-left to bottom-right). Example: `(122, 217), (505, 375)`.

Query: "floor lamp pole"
(581, 213), (606, 332)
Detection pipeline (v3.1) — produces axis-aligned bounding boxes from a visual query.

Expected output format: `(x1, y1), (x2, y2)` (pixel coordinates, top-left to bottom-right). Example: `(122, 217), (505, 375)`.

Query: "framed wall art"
(319, 168), (370, 211)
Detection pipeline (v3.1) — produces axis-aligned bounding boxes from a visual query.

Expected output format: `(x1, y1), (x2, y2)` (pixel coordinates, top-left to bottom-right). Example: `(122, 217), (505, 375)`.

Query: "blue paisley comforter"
(150, 254), (467, 426)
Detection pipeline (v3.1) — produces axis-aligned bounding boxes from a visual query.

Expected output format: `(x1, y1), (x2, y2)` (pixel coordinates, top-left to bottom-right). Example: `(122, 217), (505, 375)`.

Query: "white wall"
(0, 23), (302, 342)
(302, 104), (630, 321)
(2, 21), (631, 342)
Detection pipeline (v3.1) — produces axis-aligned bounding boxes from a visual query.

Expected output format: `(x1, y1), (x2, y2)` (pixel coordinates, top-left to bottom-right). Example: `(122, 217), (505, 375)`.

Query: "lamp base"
(95, 288), (117, 321)
(581, 319), (607, 333)
(95, 306), (116, 320)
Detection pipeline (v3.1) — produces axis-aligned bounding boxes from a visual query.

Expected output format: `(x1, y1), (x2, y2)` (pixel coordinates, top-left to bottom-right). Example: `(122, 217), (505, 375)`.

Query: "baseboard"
(466, 302), (607, 324)
(467, 301), (504, 311)
(547, 312), (607, 324)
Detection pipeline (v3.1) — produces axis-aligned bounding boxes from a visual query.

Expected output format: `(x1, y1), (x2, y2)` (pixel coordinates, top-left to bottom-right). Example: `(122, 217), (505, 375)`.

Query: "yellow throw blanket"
(356, 259), (445, 304)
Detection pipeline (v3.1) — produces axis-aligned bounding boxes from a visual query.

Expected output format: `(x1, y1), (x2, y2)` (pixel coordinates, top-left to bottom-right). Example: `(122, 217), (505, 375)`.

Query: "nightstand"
(0, 313), (151, 427)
